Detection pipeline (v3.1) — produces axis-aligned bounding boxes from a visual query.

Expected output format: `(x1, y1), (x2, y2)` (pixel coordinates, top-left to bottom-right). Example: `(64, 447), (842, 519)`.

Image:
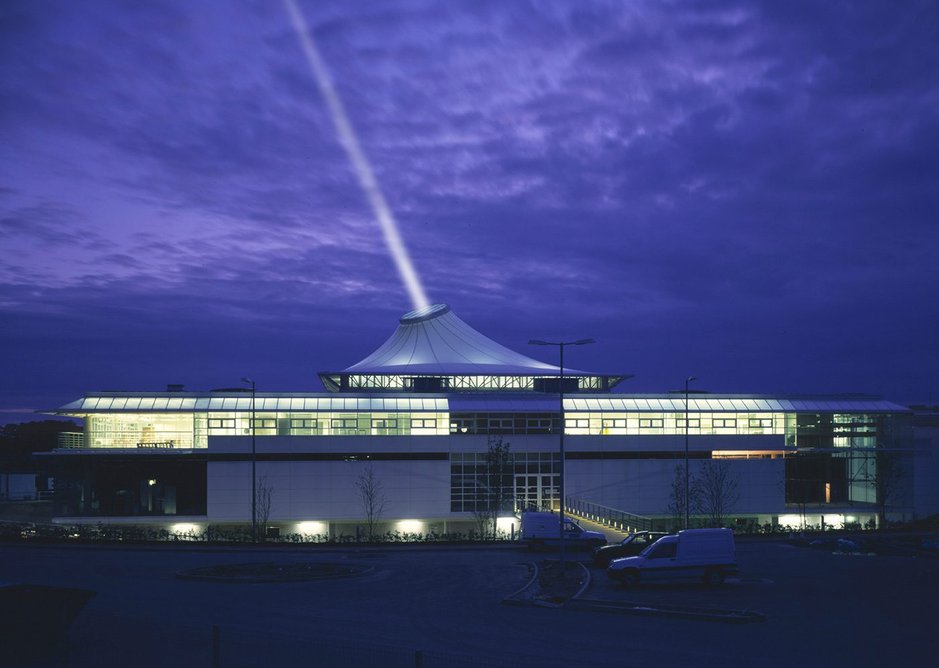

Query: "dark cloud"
(0, 203), (84, 243)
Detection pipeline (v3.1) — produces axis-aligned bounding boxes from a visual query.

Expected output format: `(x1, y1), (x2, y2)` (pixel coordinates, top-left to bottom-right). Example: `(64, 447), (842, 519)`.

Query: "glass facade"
(450, 451), (559, 513)
(87, 413), (201, 449)
(79, 411), (450, 448)
(784, 413), (907, 506)
(69, 399), (901, 464)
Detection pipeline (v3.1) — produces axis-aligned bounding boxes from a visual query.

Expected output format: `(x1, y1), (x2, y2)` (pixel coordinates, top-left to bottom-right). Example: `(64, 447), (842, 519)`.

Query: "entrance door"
(515, 474), (557, 513)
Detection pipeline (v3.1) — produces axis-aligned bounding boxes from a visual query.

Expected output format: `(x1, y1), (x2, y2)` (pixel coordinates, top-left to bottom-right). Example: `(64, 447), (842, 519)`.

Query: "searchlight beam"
(284, 0), (430, 311)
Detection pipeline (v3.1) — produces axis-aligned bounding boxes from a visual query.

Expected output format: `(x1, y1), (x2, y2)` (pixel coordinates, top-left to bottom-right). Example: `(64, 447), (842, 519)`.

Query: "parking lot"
(1, 538), (937, 666)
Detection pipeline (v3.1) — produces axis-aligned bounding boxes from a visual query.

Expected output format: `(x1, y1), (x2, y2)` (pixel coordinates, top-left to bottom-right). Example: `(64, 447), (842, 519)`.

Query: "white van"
(607, 528), (737, 586)
(520, 511), (607, 550)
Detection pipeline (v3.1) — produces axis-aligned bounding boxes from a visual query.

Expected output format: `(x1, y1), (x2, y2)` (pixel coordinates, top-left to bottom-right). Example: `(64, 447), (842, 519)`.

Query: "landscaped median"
(502, 559), (591, 607)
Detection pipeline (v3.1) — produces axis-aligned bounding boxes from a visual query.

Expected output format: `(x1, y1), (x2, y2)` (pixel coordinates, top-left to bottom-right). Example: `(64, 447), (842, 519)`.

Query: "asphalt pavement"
(1, 539), (936, 667)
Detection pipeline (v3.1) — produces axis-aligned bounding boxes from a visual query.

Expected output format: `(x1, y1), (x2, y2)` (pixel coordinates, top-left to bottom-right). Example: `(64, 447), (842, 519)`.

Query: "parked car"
(593, 532), (670, 567)
(607, 528), (737, 586)
(520, 511), (607, 551)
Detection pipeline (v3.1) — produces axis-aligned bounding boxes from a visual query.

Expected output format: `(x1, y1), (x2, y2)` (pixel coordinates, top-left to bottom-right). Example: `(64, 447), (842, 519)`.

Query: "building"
(910, 405), (939, 519)
(42, 304), (917, 537)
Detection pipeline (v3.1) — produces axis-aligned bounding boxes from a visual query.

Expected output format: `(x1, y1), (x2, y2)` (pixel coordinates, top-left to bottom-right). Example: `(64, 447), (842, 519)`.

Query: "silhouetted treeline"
(0, 420), (79, 466)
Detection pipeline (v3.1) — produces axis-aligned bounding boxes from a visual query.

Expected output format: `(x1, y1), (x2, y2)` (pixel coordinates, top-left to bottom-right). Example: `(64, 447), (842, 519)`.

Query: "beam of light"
(283, 0), (430, 312)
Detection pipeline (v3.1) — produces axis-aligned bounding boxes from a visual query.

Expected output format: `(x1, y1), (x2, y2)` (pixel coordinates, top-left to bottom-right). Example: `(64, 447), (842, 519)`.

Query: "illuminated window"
(331, 418), (358, 429)
(372, 418), (398, 429)
(602, 418), (626, 429)
(411, 418), (436, 429)
(639, 418), (664, 429)
(208, 418), (235, 429)
(713, 450), (787, 459)
(290, 418), (318, 429)
(713, 418), (737, 428)
(250, 418), (276, 429)
(676, 418), (700, 428)
(749, 418), (773, 429)
(565, 418), (589, 429)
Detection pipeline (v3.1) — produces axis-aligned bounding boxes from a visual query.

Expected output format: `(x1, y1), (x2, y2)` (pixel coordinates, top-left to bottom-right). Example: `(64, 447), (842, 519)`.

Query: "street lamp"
(241, 377), (257, 543)
(684, 375), (696, 530)
(529, 338), (595, 572)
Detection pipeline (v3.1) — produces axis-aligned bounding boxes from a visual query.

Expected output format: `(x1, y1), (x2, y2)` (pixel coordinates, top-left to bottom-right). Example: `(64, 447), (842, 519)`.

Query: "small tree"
(697, 459), (740, 528)
(873, 448), (905, 530)
(356, 464), (386, 541)
(667, 462), (701, 531)
(472, 436), (512, 540)
(255, 475), (273, 542)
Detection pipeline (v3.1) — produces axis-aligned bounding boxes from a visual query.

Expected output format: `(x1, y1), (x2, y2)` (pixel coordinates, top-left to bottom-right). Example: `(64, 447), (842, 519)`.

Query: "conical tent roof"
(344, 304), (571, 375)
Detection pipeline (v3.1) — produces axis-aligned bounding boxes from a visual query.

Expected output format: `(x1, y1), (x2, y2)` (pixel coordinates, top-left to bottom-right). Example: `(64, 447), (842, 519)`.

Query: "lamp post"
(529, 338), (595, 572)
(684, 375), (696, 530)
(241, 377), (257, 543)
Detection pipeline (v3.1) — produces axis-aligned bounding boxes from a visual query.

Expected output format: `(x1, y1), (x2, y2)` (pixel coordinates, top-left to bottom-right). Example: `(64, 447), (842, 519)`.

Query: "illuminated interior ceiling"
(318, 303), (629, 393)
(52, 392), (908, 417)
(561, 396), (907, 413)
(55, 395), (448, 414)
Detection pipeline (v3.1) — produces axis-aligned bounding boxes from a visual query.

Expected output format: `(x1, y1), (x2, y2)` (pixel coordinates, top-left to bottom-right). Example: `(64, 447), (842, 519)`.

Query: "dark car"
(592, 532), (670, 567)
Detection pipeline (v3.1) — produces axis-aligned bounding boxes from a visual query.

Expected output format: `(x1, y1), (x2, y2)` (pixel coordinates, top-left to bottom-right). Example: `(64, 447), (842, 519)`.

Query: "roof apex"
(343, 304), (565, 375)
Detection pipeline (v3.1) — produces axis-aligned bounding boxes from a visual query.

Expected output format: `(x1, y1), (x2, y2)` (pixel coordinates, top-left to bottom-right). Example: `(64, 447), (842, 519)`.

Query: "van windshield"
(640, 537), (674, 557)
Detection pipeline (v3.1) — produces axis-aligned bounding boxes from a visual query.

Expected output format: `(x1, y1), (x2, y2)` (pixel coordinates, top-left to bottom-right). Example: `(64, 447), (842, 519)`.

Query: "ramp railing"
(566, 497), (655, 533)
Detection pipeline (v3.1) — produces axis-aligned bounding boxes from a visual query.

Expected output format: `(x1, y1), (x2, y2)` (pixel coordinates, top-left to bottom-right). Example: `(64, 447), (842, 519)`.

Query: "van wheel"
(703, 569), (725, 586)
(622, 570), (639, 587)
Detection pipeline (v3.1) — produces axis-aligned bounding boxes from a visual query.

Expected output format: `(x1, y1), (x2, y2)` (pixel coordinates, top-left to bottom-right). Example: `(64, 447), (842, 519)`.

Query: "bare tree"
(472, 436), (512, 540)
(256, 475), (273, 542)
(356, 464), (386, 541)
(697, 460), (739, 528)
(873, 448), (905, 530)
(667, 462), (701, 531)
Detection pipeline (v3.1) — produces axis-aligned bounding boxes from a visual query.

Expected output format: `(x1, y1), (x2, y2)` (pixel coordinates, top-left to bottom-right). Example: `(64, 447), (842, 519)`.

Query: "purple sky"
(2, 0), (938, 423)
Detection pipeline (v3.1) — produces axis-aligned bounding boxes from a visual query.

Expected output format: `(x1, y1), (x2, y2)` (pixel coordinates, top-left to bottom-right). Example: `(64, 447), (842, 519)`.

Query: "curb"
(501, 561), (590, 608)
(502, 561), (539, 602)
(572, 562), (591, 599)
(565, 598), (767, 623)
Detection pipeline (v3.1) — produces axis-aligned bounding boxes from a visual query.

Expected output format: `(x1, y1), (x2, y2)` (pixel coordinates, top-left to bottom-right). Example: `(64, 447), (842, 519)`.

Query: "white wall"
(205, 432), (789, 523)
(207, 460), (451, 522)
(567, 458), (784, 517)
